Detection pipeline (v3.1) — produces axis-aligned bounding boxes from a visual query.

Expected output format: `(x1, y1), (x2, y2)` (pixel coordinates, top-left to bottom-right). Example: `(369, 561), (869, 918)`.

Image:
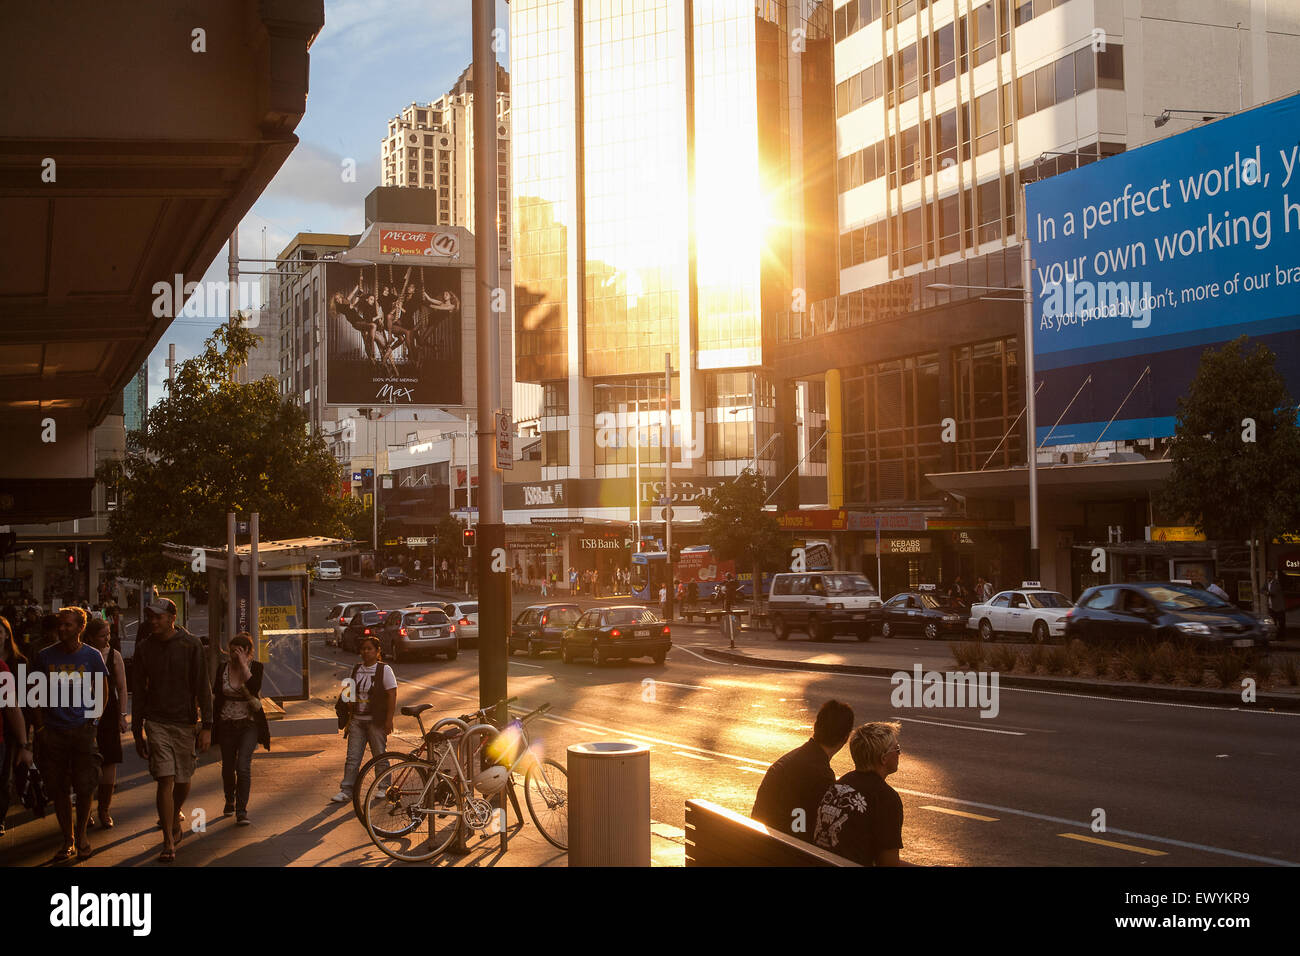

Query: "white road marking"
(735, 766), (766, 774)
(895, 787), (1298, 867)
(897, 716), (1026, 736)
(651, 680), (713, 691)
(672, 750), (711, 761)
(539, 710), (770, 766)
(510, 661), (544, 669)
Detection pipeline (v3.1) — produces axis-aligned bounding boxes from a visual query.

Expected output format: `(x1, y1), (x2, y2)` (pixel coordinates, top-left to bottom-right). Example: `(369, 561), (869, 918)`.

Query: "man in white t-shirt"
(331, 636), (398, 803)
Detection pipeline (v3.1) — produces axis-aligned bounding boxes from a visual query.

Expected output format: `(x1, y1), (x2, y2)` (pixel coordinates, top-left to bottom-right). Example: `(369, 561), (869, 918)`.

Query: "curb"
(695, 646), (1300, 711)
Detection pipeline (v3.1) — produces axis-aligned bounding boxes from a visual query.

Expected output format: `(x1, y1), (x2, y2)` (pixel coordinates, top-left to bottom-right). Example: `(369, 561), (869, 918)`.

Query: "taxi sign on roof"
(1021, 581), (1042, 589)
(917, 583), (937, 591)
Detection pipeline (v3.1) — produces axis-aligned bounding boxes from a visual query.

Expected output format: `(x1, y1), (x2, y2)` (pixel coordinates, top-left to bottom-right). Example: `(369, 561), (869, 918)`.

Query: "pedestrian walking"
(569, 567), (579, 594)
(212, 633), (270, 825)
(813, 721), (913, 866)
(975, 577), (994, 604)
(0, 614), (34, 837)
(331, 636), (396, 804)
(1266, 569), (1287, 642)
(83, 619), (126, 830)
(131, 597), (211, 863)
(752, 699), (854, 842)
(32, 606), (108, 861)
(659, 583), (669, 621)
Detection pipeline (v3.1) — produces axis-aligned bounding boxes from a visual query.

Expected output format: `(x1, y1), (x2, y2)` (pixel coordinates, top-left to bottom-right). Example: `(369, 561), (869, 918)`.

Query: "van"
(766, 572), (882, 642)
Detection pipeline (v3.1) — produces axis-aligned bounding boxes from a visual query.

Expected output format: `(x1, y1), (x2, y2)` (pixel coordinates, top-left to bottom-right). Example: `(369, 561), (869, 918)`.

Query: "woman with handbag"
(211, 633), (270, 825)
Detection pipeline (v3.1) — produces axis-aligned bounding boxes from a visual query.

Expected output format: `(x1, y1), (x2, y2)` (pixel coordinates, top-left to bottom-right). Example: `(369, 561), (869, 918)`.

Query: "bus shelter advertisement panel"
(1026, 93), (1300, 446)
(325, 263), (463, 406)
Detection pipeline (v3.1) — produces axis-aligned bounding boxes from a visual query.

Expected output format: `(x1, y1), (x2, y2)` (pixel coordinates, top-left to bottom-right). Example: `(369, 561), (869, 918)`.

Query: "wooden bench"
(684, 798), (859, 867)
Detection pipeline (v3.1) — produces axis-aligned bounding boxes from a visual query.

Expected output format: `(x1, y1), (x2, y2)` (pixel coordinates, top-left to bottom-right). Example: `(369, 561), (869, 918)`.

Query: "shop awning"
(926, 459), (1172, 500)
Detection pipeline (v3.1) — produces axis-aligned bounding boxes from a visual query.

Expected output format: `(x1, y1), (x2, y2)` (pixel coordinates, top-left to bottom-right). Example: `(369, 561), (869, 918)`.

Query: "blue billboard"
(1026, 93), (1300, 446)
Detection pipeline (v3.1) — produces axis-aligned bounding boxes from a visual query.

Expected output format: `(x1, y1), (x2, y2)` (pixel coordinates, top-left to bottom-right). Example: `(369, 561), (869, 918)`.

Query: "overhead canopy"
(163, 536), (357, 572)
(925, 459), (1172, 501)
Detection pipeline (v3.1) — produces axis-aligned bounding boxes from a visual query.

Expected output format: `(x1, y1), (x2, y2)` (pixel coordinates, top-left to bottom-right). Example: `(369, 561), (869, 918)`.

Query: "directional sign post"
(495, 411), (513, 471)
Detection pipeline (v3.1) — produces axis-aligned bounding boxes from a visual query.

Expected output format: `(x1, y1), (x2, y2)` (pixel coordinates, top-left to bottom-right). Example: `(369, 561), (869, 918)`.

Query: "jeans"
(218, 719), (258, 812)
(0, 739), (9, 828)
(340, 718), (387, 796)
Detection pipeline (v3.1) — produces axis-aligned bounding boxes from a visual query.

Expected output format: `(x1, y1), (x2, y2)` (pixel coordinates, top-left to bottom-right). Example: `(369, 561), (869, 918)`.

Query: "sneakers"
(223, 799), (235, 815)
(236, 812), (250, 826)
(330, 791), (351, 803)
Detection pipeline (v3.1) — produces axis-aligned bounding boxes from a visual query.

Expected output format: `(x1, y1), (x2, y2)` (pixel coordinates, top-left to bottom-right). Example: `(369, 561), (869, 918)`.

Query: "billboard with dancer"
(324, 262), (463, 406)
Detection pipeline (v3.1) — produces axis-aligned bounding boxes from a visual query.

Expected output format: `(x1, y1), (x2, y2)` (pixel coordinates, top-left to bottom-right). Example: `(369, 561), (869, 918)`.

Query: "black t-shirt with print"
(812, 770), (904, 865)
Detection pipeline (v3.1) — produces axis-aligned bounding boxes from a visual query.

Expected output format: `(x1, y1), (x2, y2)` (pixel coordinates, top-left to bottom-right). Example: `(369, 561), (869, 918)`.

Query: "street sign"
(237, 521), (249, 535)
(406, 536), (429, 547)
(661, 506), (674, 521)
(352, 472), (362, 482)
(495, 411), (513, 470)
(530, 516), (583, 527)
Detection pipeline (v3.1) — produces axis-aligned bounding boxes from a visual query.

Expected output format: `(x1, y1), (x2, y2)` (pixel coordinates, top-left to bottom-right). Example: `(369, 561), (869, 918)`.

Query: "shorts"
(145, 719), (198, 783)
(39, 723), (102, 798)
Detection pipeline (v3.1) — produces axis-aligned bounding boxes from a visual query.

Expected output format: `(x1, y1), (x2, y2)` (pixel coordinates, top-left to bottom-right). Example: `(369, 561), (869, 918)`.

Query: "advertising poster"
(325, 262), (463, 406)
(232, 574), (309, 701)
(1026, 93), (1300, 446)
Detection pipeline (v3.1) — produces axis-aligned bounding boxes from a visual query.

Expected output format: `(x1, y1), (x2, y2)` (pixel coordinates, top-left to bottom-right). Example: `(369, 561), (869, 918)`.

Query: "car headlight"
(1260, 618), (1278, 635)
(1174, 622), (1212, 636)
(827, 602), (843, 610)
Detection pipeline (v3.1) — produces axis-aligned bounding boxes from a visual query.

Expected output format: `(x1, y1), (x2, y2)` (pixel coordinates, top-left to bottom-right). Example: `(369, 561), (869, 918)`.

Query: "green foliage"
(433, 512), (467, 569)
(1156, 336), (1300, 541)
(696, 469), (789, 576)
(98, 322), (347, 584)
(337, 491), (395, 548)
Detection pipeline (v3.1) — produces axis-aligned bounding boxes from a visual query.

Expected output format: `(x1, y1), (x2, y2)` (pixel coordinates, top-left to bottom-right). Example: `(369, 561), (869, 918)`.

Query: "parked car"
(327, 601), (378, 647)
(968, 584), (1073, 643)
(562, 605), (671, 666)
(1063, 582), (1274, 649)
(380, 608), (457, 663)
(315, 559), (342, 581)
(509, 603), (581, 657)
(378, 567), (409, 586)
(442, 601), (479, 647)
(879, 587), (968, 640)
(766, 571), (882, 642)
(340, 609), (388, 653)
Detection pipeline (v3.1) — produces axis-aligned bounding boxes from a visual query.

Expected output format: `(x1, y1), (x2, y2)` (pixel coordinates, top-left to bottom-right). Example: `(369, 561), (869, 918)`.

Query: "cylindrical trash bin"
(567, 742), (651, 866)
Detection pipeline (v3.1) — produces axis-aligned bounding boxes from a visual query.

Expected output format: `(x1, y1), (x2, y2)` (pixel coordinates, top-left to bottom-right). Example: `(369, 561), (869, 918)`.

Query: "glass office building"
(511, 0), (836, 480)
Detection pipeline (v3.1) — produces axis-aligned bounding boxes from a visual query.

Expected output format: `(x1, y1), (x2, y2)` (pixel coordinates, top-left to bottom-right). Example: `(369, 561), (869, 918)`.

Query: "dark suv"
(509, 604), (581, 657)
(1064, 582), (1274, 649)
(341, 609), (388, 653)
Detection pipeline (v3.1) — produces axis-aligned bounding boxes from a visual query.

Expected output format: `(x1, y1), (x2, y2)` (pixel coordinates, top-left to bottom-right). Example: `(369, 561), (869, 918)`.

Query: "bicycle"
(362, 701), (568, 862)
(350, 696), (517, 826)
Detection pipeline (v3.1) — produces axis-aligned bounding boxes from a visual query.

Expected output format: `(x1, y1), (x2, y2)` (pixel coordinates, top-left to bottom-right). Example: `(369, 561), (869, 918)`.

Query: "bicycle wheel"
(352, 749), (418, 825)
(523, 757), (569, 850)
(363, 759), (462, 862)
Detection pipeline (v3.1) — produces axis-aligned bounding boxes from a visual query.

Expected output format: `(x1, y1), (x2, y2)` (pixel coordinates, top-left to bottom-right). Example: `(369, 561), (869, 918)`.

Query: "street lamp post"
(664, 352), (674, 621)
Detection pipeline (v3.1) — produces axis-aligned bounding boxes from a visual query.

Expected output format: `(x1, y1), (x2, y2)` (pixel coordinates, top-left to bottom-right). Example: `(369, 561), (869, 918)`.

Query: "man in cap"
(131, 597), (212, 863)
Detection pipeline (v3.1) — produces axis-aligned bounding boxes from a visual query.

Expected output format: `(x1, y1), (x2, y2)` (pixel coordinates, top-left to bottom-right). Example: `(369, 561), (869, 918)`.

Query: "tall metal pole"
(226, 512), (236, 646)
(372, 412), (379, 555)
(664, 351), (673, 621)
(473, 0), (508, 726)
(633, 398), (641, 546)
(1020, 186), (1040, 580)
(250, 513), (260, 645)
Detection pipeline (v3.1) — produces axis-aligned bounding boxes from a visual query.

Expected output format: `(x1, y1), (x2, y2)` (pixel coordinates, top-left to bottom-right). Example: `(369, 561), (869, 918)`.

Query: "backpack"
(336, 661), (389, 730)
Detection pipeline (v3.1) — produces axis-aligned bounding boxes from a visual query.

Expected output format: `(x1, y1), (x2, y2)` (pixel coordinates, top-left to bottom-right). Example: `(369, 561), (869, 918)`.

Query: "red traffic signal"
(463, 528), (476, 548)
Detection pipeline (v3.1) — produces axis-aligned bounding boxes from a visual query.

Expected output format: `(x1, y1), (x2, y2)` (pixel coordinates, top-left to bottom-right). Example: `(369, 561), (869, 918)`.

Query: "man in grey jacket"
(131, 598), (212, 862)
(1266, 570), (1287, 643)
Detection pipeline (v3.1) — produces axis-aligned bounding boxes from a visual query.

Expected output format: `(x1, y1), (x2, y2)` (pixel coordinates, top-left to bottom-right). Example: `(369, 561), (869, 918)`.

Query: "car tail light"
(399, 627), (407, 637)
(1063, 610), (1074, 619)
(610, 628), (621, 638)
(449, 624), (456, 633)
(338, 616), (347, 624)
(460, 617), (470, 626)
(363, 628), (371, 636)
(662, 626), (670, 637)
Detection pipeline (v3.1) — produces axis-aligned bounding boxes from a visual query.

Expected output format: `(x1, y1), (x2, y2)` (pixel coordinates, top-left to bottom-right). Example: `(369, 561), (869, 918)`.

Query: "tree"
(99, 322), (351, 586)
(433, 512), (467, 573)
(697, 469), (789, 612)
(338, 491), (395, 550)
(1155, 336), (1300, 612)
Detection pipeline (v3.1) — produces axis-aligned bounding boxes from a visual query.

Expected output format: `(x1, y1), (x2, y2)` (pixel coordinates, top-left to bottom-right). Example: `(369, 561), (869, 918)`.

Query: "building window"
(543, 429), (569, 467)
(1097, 44), (1124, 89)
(953, 338), (1023, 471)
(543, 382), (568, 418)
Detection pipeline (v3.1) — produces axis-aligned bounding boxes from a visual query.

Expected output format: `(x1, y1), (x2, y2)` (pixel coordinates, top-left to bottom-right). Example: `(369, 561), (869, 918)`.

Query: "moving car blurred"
(968, 583), (1073, 643)
(380, 608), (457, 663)
(378, 567), (409, 586)
(561, 605), (671, 666)
(328, 601), (378, 647)
(879, 586), (968, 640)
(509, 603), (581, 657)
(1063, 582), (1274, 649)
(766, 571), (882, 641)
(442, 601), (479, 647)
(340, 608), (389, 653)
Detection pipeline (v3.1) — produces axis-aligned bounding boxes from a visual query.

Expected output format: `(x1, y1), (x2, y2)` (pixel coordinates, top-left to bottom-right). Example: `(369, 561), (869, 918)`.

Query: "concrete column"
(825, 368), (844, 509)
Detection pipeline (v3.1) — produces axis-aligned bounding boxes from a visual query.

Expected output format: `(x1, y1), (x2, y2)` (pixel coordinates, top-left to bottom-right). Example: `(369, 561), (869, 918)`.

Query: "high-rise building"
(380, 63), (512, 259)
(123, 362), (148, 444)
(510, 0), (837, 490)
(771, 1), (1300, 595)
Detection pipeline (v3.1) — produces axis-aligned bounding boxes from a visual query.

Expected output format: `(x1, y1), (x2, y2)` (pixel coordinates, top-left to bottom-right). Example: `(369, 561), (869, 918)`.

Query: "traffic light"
(463, 528), (476, 548)
(67, 549), (75, 566)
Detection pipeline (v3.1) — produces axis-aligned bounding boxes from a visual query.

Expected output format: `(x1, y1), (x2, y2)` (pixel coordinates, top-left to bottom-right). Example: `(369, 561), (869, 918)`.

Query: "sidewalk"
(2, 713), (685, 867)
(690, 629), (1300, 709)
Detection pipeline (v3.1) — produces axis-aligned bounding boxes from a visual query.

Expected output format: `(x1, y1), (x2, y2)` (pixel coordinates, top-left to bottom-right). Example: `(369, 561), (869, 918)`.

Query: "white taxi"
(967, 582), (1073, 643)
